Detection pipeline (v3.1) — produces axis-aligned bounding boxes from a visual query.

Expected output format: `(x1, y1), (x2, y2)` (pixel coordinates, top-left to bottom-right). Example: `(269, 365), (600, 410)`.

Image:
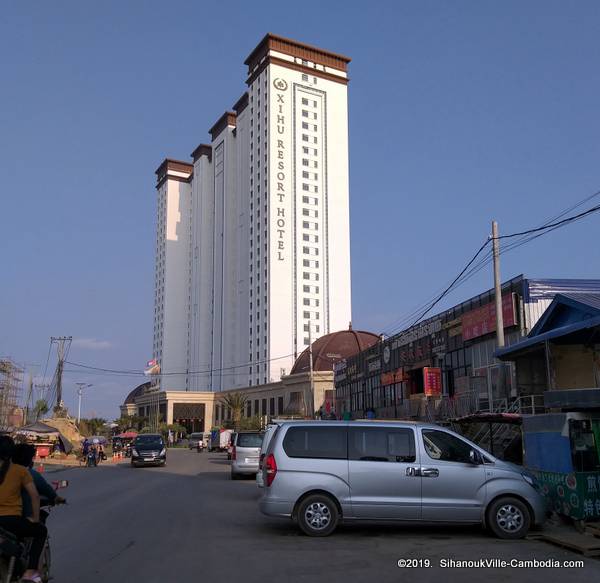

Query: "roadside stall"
(496, 292), (600, 522)
(112, 431), (137, 454)
(14, 421), (73, 459)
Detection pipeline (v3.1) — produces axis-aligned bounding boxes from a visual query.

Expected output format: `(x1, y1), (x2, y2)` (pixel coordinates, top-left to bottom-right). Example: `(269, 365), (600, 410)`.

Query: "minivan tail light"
(231, 446), (236, 461)
(265, 453), (277, 487)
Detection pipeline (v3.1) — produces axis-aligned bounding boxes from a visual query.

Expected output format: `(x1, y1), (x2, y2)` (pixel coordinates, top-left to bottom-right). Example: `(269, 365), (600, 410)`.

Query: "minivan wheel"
(297, 494), (339, 537)
(486, 497), (531, 539)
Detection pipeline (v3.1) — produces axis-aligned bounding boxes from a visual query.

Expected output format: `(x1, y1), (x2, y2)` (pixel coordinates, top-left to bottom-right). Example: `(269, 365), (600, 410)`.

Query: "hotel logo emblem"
(273, 78), (288, 91)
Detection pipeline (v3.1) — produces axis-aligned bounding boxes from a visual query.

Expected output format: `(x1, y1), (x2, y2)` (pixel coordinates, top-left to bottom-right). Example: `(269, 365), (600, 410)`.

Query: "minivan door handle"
(420, 467), (439, 478)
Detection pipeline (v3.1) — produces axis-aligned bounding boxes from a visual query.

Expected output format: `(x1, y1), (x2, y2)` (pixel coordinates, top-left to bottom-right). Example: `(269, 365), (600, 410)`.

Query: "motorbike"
(196, 441), (205, 453)
(0, 479), (68, 583)
(86, 450), (97, 467)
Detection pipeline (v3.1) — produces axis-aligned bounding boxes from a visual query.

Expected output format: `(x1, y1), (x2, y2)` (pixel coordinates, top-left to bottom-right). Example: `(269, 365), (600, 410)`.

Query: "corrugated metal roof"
(497, 314), (600, 359)
(559, 292), (600, 311)
(525, 279), (600, 302)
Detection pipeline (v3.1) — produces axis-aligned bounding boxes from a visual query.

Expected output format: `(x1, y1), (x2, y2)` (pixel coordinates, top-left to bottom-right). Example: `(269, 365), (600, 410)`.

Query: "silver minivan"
(259, 421), (546, 538)
(231, 431), (264, 479)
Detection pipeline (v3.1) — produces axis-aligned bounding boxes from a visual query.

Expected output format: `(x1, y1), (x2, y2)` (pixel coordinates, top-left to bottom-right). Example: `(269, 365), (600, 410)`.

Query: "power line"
(496, 201), (600, 240)
(64, 351), (297, 378)
(379, 190), (600, 338)
(409, 238), (491, 327)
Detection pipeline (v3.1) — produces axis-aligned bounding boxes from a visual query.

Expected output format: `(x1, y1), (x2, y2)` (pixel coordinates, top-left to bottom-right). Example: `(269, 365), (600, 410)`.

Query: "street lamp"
(75, 383), (93, 424)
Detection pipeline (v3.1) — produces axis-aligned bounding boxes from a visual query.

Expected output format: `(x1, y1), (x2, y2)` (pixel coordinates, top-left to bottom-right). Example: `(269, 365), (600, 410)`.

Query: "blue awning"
(496, 314), (600, 360)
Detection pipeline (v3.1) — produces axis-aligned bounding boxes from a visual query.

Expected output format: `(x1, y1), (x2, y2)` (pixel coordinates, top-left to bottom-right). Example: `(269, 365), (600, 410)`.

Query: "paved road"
(47, 449), (599, 583)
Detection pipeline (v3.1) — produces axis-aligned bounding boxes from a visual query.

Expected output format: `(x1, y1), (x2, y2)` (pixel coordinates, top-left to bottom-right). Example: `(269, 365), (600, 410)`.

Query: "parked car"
(131, 434), (167, 467)
(259, 421), (546, 538)
(231, 431), (264, 479)
(256, 423), (282, 488)
(188, 432), (204, 450)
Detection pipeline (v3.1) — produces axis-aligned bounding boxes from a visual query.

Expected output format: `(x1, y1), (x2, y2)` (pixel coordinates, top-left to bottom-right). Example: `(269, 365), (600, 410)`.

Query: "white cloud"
(72, 338), (113, 350)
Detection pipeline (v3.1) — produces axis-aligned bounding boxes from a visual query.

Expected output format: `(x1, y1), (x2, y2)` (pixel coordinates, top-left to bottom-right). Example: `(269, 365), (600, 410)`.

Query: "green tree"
(34, 400), (49, 420)
(116, 415), (146, 432)
(221, 392), (248, 430)
(238, 415), (263, 430)
(79, 417), (108, 437)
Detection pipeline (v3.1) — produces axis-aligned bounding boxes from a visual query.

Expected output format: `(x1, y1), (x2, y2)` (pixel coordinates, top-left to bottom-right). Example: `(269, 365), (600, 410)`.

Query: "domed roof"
(124, 382), (151, 405)
(290, 325), (380, 374)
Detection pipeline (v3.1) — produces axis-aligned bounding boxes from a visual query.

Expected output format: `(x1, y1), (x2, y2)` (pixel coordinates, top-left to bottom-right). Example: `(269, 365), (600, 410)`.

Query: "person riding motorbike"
(0, 435), (47, 583)
(12, 444), (66, 521)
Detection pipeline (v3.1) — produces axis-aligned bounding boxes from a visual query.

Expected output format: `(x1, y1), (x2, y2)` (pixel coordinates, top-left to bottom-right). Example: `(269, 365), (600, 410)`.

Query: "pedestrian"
(168, 430), (174, 447)
(97, 442), (105, 464)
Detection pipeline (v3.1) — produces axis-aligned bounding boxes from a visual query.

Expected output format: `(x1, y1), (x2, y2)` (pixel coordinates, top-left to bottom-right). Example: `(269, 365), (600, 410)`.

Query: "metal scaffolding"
(0, 358), (23, 430)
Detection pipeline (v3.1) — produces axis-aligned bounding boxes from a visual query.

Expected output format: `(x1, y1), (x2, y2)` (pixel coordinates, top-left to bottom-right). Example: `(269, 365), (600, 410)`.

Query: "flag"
(144, 360), (161, 376)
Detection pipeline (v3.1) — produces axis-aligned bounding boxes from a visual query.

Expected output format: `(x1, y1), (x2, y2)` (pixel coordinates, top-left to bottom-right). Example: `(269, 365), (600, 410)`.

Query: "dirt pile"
(42, 417), (84, 447)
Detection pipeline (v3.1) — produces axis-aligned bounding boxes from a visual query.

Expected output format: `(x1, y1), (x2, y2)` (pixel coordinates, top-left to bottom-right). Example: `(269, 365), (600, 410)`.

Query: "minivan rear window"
(283, 427), (347, 459)
(349, 427), (415, 463)
(237, 433), (264, 448)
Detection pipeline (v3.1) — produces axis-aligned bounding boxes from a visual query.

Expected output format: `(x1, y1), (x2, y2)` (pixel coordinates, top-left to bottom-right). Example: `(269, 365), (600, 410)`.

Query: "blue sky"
(1, 1), (599, 419)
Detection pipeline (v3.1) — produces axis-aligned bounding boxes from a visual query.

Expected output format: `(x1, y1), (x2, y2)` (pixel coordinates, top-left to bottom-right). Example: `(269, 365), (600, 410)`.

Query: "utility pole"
(24, 373), (33, 425)
(308, 323), (315, 418)
(492, 221), (506, 405)
(76, 383), (92, 425)
(51, 336), (72, 414)
(491, 222), (505, 349)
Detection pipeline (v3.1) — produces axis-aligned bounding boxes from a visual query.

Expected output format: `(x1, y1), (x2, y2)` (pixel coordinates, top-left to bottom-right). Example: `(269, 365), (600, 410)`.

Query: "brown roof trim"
(155, 158), (193, 188)
(246, 55), (349, 87)
(155, 158), (193, 177)
(233, 92), (249, 114)
(245, 33), (350, 74)
(209, 111), (237, 141)
(191, 143), (213, 163)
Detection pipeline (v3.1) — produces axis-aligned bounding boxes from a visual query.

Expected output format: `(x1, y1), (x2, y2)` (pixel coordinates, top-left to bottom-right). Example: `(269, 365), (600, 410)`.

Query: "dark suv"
(131, 434), (166, 467)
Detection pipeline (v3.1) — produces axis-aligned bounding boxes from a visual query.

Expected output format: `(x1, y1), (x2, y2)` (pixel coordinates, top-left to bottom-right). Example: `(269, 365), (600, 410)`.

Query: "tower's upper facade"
(154, 34), (352, 392)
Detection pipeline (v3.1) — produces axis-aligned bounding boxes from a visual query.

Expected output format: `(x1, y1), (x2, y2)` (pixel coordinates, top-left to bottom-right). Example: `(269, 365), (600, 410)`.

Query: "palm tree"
(221, 392), (248, 430)
(34, 400), (49, 420)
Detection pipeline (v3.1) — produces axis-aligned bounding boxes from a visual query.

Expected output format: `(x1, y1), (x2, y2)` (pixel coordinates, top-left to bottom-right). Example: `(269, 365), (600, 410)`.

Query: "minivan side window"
(283, 427), (347, 459)
(349, 427), (416, 463)
(422, 429), (473, 464)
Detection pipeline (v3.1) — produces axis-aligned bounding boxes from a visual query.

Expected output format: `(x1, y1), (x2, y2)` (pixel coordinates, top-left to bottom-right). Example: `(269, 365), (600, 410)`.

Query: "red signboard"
(423, 367), (442, 396)
(380, 368), (406, 386)
(461, 293), (517, 341)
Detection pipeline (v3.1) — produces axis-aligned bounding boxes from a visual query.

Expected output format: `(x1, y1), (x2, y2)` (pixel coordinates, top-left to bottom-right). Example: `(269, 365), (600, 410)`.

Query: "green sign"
(533, 470), (600, 520)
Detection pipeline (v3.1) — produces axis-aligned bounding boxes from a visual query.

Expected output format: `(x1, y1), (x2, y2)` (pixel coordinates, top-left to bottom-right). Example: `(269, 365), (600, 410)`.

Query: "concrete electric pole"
(492, 221), (506, 404)
(51, 336), (72, 413)
(76, 382), (92, 424)
(491, 221), (505, 349)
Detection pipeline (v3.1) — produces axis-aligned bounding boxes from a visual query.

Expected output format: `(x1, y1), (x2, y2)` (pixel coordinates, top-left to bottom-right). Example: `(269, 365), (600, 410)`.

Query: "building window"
(302, 74), (309, 81)
(302, 159), (309, 166)
(302, 134), (309, 142)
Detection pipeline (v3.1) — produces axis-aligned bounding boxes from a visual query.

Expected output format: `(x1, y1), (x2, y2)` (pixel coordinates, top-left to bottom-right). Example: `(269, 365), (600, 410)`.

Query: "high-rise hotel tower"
(153, 34), (351, 391)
